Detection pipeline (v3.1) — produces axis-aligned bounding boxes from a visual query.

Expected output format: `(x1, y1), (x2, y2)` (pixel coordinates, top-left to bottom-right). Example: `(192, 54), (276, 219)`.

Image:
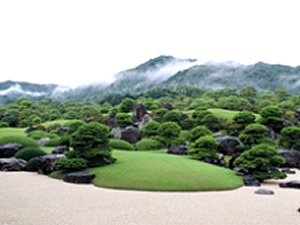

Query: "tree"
(238, 123), (271, 151)
(142, 121), (160, 137)
(188, 135), (219, 160)
(230, 110), (256, 136)
(239, 86), (257, 105)
(189, 125), (212, 142)
(201, 113), (221, 132)
(259, 105), (284, 133)
(217, 95), (241, 110)
(278, 126), (300, 150)
(162, 111), (181, 125)
(115, 113), (132, 128)
(157, 122), (181, 147)
(119, 98), (135, 113)
(233, 143), (286, 181)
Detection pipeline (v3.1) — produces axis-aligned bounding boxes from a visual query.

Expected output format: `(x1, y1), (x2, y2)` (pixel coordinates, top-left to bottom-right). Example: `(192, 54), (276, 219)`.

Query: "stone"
(138, 114), (153, 130)
(132, 103), (147, 124)
(56, 125), (69, 136)
(36, 154), (66, 175)
(277, 149), (300, 168)
(282, 120), (294, 127)
(0, 143), (23, 158)
(281, 168), (296, 174)
(180, 114), (189, 120)
(254, 189), (274, 195)
(64, 171), (96, 184)
(298, 207), (300, 213)
(108, 112), (117, 128)
(24, 126), (37, 134)
(163, 103), (173, 111)
(0, 157), (27, 171)
(232, 167), (249, 174)
(243, 175), (261, 187)
(52, 145), (69, 154)
(82, 117), (93, 123)
(37, 138), (50, 147)
(121, 126), (141, 144)
(279, 180), (300, 189)
(168, 145), (188, 155)
(294, 108), (300, 120)
(111, 127), (123, 139)
(228, 152), (241, 169)
(266, 126), (276, 142)
(216, 136), (243, 156)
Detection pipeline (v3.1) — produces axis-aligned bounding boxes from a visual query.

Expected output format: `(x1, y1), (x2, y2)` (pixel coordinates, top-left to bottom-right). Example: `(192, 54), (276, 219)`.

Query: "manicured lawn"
(86, 150), (243, 191)
(0, 127), (27, 137)
(41, 119), (70, 127)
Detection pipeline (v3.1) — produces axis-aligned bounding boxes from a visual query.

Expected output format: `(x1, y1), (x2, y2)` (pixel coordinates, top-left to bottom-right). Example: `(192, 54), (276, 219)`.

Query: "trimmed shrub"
(14, 147), (46, 161)
(0, 135), (39, 147)
(109, 139), (134, 151)
(142, 121), (160, 137)
(116, 113), (132, 128)
(0, 122), (9, 128)
(25, 156), (39, 171)
(136, 139), (163, 151)
(189, 126), (212, 142)
(55, 158), (88, 171)
(44, 137), (63, 147)
(35, 125), (47, 131)
(27, 130), (59, 140)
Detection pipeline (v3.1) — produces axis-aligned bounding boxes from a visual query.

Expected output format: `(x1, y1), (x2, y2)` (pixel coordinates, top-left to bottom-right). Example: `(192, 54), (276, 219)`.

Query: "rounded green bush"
(55, 158), (88, 170)
(0, 135), (39, 147)
(14, 147), (46, 161)
(0, 122), (9, 128)
(25, 156), (39, 171)
(136, 139), (163, 151)
(109, 139), (134, 151)
(27, 130), (59, 140)
(44, 137), (63, 147)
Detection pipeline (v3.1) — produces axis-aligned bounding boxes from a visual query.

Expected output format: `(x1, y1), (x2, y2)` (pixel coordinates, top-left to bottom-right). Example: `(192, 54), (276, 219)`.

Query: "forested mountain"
(1, 55), (300, 105)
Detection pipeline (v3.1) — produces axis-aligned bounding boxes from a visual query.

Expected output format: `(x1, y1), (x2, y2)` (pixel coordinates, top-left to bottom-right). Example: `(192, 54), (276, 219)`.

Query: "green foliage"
(135, 139), (163, 150)
(161, 111), (181, 124)
(259, 105), (284, 132)
(109, 139), (134, 151)
(238, 123), (271, 151)
(188, 135), (219, 160)
(115, 113), (132, 128)
(25, 156), (39, 171)
(44, 137), (63, 147)
(192, 107), (209, 118)
(55, 158), (88, 171)
(0, 135), (39, 147)
(230, 110), (256, 136)
(279, 126), (300, 150)
(0, 122), (9, 128)
(14, 147), (46, 161)
(27, 130), (59, 140)
(157, 122), (181, 147)
(19, 119), (29, 128)
(233, 143), (286, 181)
(217, 95), (241, 110)
(180, 118), (195, 130)
(189, 126), (212, 142)
(153, 108), (168, 122)
(119, 98), (135, 113)
(142, 121), (160, 137)
(70, 122), (115, 167)
(200, 113), (222, 132)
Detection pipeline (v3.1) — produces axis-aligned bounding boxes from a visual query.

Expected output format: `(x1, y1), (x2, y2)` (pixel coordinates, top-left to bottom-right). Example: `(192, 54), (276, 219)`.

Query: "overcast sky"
(0, 0), (299, 88)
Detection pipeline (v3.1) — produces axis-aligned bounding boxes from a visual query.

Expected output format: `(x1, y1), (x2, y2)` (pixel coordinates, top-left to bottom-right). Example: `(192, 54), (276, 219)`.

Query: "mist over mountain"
(1, 55), (300, 105)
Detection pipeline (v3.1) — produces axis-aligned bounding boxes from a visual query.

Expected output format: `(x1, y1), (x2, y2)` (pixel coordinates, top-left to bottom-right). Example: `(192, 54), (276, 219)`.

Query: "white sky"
(0, 0), (299, 88)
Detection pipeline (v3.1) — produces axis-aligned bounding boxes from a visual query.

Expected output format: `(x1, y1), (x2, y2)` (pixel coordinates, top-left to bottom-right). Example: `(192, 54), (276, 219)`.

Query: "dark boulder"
(282, 120), (294, 127)
(0, 157), (27, 171)
(294, 108), (300, 120)
(132, 103), (147, 124)
(279, 180), (300, 189)
(56, 125), (69, 136)
(64, 171), (95, 184)
(266, 126), (276, 142)
(254, 188), (274, 195)
(216, 136), (243, 156)
(36, 154), (66, 175)
(168, 145), (188, 155)
(0, 143), (23, 158)
(281, 168), (296, 174)
(277, 149), (300, 168)
(108, 112), (117, 128)
(203, 154), (226, 167)
(121, 126), (141, 144)
(243, 175), (261, 186)
(24, 126), (37, 134)
(52, 145), (69, 154)
(180, 114), (189, 121)
(228, 152), (241, 169)
(163, 103), (173, 111)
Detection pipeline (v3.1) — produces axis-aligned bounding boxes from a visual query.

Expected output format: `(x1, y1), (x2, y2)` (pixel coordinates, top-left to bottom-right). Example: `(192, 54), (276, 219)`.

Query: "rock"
(36, 154), (66, 175)
(168, 145), (188, 155)
(138, 114), (153, 130)
(111, 127), (123, 139)
(203, 156), (226, 167)
(281, 168), (296, 174)
(266, 126), (276, 142)
(216, 136), (243, 156)
(121, 126), (141, 144)
(108, 112), (117, 128)
(180, 114), (189, 120)
(298, 207), (300, 213)
(228, 152), (241, 169)
(277, 149), (300, 168)
(254, 188), (274, 195)
(37, 138), (50, 147)
(82, 117), (93, 123)
(0, 143), (23, 158)
(132, 103), (147, 124)
(282, 120), (294, 127)
(243, 175), (261, 186)
(232, 167), (249, 174)
(163, 103), (173, 111)
(279, 180), (300, 189)
(294, 108), (300, 120)
(52, 145), (69, 154)
(24, 126), (37, 134)
(56, 125), (69, 136)
(0, 157), (27, 171)
(63, 171), (95, 184)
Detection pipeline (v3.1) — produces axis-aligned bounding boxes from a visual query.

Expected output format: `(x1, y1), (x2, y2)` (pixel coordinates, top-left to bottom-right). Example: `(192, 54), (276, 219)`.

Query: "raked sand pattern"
(0, 170), (299, 225)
